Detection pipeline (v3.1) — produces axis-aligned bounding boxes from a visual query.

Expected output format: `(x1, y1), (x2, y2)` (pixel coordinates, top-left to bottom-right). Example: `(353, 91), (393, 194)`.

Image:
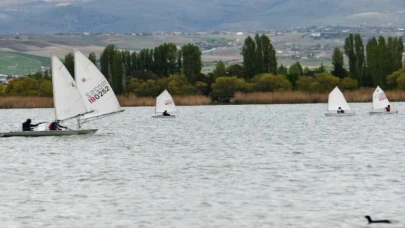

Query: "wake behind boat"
(152, 89), (176, 118)
(325, 87), (355, 117)
(369, 86), (398, 115)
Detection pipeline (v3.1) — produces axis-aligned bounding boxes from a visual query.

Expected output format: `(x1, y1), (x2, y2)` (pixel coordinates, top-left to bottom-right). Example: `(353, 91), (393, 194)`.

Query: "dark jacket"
(22, 121), (40, 131)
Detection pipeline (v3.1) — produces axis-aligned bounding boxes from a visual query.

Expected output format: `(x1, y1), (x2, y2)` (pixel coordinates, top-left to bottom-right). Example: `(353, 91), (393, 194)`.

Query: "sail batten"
(328, 87), (351, 111)
(74, 50), (123, 119)
(155, 89), (176, 114)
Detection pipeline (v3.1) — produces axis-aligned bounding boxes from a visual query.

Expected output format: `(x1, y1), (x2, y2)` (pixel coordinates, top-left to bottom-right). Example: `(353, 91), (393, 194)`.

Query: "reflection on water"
(0, 103), (404, 227)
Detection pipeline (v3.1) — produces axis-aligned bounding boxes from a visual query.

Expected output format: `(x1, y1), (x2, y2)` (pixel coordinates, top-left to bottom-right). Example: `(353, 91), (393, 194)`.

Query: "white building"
(0, 74), (7, 84)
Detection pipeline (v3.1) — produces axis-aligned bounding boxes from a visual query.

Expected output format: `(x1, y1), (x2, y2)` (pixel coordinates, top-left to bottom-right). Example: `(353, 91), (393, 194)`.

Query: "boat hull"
(0, 129), (98, 137)
(152, 115), (176, 118)
(324, 112), (356, 117)
(369, 110), (398, 115)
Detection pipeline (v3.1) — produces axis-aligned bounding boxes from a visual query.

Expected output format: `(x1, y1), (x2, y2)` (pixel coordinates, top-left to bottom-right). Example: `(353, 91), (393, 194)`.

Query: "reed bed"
(3, 89), (405, 108)
(235, 89), (405, 104)
(118, 94), (212, 106)
(0, 97), (54, 109)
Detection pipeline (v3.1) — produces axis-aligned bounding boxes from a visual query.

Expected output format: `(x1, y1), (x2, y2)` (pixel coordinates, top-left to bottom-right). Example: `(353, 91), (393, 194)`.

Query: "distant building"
(0, 74), (7, 84)
(236, 32), (244, 35)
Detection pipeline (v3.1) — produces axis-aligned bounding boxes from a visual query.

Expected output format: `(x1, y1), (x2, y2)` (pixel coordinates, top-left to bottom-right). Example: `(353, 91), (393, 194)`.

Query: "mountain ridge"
(0, 0), (405, 34)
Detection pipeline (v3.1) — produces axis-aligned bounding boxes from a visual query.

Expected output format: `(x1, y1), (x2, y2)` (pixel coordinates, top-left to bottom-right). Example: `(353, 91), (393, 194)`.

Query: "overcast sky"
(0, 0), (93, 7)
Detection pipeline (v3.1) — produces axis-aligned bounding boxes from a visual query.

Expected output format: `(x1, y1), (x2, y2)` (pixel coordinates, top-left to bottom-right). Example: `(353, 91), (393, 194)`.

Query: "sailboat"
(1, 55), (97, 137)
(369, 86), (398, 114)
(325, 86), (355, 117)
(152, 89), (176, 118)
(1, 51), (123, 137)
(74, 50), (124, 125)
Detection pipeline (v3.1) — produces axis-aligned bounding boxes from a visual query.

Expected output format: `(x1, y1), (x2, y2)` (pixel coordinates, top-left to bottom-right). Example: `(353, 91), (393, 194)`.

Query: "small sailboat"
(325, 86), (355, 117)
(1, 51), (124, 137)
(1, 55), (97, 137)
(152, 89), (176, 118)
(369, 86), (398, 114)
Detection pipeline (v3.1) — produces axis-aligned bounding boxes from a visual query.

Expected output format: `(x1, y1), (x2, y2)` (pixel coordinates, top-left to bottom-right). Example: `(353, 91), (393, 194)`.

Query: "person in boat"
(163, 110), (170, 116)
(385, 105), (391, 112)
(22, 119), (44, 131)
(49, 120), (68, 131)
(337, 107), (345, 114)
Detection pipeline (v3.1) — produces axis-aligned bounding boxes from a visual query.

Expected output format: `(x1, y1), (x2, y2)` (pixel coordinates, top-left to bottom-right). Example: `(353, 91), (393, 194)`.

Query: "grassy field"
(0, 51), (50, 75)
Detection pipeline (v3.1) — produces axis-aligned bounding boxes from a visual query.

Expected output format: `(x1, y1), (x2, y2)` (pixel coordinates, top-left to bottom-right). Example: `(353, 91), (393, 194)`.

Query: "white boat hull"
(152, 115), (176, 118)
(369, 110), (398, 115)
(324, 112), (356, 117)
(0, 129), (98, 137)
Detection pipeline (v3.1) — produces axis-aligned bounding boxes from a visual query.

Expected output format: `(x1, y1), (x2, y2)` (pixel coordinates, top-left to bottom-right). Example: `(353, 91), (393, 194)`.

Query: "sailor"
(22, 119), (44, 131)
(337, 107), (345, 114)
(385, 105), (391, 112)
(163, 110), (170, 116)
(49, 120), (68, 131)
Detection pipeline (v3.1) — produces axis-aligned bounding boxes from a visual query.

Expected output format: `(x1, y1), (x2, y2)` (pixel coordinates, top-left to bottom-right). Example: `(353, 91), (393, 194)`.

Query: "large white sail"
(156, 89), (176, 114)
(74, 50), (123, 119)
(372, 86), (390, 110)
(328, 87), (351, 111)
(52, 56), (89, 121)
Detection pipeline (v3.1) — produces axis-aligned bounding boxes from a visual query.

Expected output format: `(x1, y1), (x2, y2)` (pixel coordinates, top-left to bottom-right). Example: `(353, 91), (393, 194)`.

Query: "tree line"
(2, 33), (405, 99)
(332, 33), (404, 89)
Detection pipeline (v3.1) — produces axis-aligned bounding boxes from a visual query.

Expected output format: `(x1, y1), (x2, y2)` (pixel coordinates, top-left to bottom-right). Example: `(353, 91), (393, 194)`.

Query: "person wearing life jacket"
(337, 107), (345, 114)
(49, 120), (68, 131)
(385, 105), (391, 112)
(163, 110), (170, 116)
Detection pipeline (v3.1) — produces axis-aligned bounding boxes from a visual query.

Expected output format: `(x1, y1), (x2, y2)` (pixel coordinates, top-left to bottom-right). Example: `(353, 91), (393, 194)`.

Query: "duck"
(365, 215), (391, 224)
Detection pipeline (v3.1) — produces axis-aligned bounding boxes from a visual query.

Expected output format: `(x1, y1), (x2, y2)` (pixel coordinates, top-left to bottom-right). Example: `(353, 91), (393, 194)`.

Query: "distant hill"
(1, 0), (405, 34)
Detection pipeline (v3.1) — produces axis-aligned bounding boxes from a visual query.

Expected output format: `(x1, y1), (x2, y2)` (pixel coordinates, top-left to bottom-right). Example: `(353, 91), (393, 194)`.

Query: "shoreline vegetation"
(2, 88), (405, 109)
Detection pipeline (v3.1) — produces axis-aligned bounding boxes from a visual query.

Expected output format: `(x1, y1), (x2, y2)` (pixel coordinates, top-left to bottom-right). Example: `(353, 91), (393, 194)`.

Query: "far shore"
(1, 89), (405, 109)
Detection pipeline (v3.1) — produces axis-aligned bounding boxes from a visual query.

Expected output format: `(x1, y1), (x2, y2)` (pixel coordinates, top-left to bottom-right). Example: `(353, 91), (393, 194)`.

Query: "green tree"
(241, 36), (256, 79)
(311, 73), (340, 93)
(331, 48), (348, 78)
(5, 77), (39, 96)
(100, 44), (117, 82)
(296, 76), (315, 92)
(288, 62), (303, 87)
(167, 74), (198, 95)
(252, 73), (292, 92)
(226, 64), (244, 78)
(112, 51), (124, 94)
(339, 77), (358, 91)
(213, 61), (226, 78)
(88, 52), (97, 65)
(64, 53), (74, 78)
(211, 77), (252, 97)
(344, 33), (366, 85)
(277, 65), (288, 75)
(182, 44), (202, 83)
(39, 80), (53, 97)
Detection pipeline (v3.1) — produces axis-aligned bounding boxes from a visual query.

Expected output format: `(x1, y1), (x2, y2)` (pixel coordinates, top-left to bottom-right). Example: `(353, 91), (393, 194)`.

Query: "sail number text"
(86, 80), (110, 104)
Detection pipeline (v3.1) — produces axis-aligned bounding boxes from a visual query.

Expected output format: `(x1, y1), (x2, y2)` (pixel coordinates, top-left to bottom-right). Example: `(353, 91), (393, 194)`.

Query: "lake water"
(0, 103), (404, 228)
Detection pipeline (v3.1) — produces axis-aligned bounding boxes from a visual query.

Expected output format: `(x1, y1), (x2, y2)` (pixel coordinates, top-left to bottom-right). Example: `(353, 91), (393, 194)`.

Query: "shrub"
(252, 73), (292, 92)
(211, 76), (252, 97)
(339, 77), (358, 91)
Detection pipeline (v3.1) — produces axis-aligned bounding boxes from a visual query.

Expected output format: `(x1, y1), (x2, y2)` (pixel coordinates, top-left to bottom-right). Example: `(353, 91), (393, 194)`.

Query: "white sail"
(52, 56), (89, 121)
(328, 87), (351, 111)
(372, 86), (390, 110)
(74, 50), (123, 119)
(156, 89), (176, 113)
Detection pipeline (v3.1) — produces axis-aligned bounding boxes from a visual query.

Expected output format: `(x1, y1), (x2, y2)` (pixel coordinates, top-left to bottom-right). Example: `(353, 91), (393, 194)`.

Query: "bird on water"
(365, 215), (391, 224)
